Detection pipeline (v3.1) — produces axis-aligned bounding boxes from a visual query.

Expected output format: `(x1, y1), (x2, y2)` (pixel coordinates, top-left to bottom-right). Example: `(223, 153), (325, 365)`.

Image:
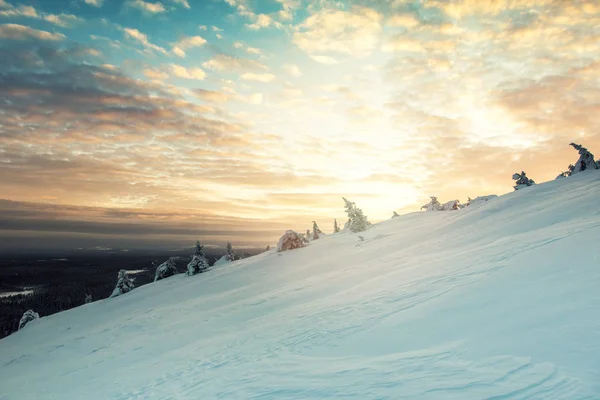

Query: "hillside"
(1, 171), (599, 399)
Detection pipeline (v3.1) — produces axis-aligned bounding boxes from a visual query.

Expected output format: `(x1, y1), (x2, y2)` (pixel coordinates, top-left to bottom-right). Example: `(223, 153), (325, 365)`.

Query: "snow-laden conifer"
(277, 230), (305, 252)
(342, 197), (370, 233)
(225, 242), (235, 262)
(110, 269), (135, 298)
(187, 240), (209, 276)
(421, 196), (442, 211)
(392, 211), (400, 218)
(312, 221), (323, 240)
(154, 258), (178, 282)
(333, 219), (340, 233)
(513, 171), (535, 190)
(18, 309), (39, 330)
(565, 143), (599, 176)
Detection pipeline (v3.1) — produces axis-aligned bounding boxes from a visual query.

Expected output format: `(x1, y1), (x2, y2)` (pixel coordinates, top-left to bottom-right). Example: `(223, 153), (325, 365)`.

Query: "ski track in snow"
(1, 171), (600, 399)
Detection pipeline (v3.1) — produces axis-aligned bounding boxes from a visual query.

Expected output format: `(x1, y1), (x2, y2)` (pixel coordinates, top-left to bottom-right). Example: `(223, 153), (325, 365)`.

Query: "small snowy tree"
(265, 245), (271, 252)
(241, 252), (251, 259)
(565, 143), (599, 176)
(110, 269), (135, 298)
(312, 221), (323, 240)
(154, 258), (178, 282)
(421, 196), (442, 211)
(18, 309), (39, 330)
(342, 197), (371, 233)
(225, 242), (235, 261)
(277, 230), (305, 252)
(512, 171), (535, 190)
(85, 294), (92, 304)
(333, 219), (340, 233)
(392, 211), (400, 218)
(187, 240), (209, 276)
(440, 200), (461, 211)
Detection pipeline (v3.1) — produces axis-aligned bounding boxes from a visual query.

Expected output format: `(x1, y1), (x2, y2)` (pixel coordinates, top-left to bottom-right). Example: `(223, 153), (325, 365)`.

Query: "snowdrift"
(1, 171), (599, 399)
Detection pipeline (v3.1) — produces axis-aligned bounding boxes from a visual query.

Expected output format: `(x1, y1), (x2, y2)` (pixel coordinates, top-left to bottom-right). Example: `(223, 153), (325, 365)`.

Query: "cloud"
(202, 54), (269, 72)
(126, 0), (166, 14)
(240, 72), (276, 82)
(246, 13), (274, 30)
(43, 13), (82, 28)
(293, 7), (382, 57)
(195, 89), (231, 103)
(144, 68), (170, 80)
(0, 24), (65, 41)
(169, 64), (207, 80)
(0, 4), (81, 28)
(170, 0), (190, 9)
(387, 13), (420, 28)
(172, 35), (207, 57)
(309, 55), (339, 65)
(123, 27), (167, 54)
(283, 64), (302, 77)
(82, 0), (104, 6)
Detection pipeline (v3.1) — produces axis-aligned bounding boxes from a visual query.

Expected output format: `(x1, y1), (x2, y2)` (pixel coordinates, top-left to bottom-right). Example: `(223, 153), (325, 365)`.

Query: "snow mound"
(1, 171), (600, 399)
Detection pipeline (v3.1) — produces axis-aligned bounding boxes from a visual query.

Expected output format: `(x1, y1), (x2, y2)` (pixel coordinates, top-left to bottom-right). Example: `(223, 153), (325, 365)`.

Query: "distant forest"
(0, 250), (238, 339)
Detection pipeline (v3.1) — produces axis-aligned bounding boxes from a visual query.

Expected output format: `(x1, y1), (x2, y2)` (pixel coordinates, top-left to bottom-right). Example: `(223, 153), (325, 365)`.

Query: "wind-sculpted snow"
(1, 171), (599, 399)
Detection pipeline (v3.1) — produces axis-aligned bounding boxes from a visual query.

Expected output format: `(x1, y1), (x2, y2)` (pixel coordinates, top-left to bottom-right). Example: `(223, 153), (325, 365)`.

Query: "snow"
(1, 171), (600, 399)
(0, 290), (34, 298)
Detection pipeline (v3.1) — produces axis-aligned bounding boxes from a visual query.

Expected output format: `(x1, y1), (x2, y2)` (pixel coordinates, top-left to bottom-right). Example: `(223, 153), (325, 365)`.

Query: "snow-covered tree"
(342, 197), (370, 233)
(277, 230), (305, 252)
(225, 242), (235, 261)
(265, 245), (271, 252)
(154, 258), (178, 282)
(110, 269), (135, 298)
(85, 294), (92, 304)
(392, 211), (400, 218)
(333, 219), (340, 233)
(564, 143), (599, 176)
(18, 309), (39, 330)
(312, 221), (323, 240)
(241, 252), (251, 259)
(421, 196), (442, 211)
(440, 200), (461, 211)
(187, 240), (209, 276)
(512, 171), (535, 190)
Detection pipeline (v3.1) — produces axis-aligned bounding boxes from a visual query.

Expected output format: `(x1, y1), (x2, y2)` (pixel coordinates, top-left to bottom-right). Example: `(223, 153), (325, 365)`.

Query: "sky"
(0, 0), (599, 252)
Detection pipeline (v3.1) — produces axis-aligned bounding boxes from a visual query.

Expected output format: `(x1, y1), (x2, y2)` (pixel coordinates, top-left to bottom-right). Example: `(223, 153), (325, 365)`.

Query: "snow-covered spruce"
(187, 241), (209, 276)
(225, 242), (235, 262)
(18, 309), (39, 330)
(277, 230), (306, 252)
(110, 269), (135, 298)
(392, 211), (400, 218)
(312, 221), (323, 240)
(513, 171), (535, 190)
(333, 219), (340, 233)
(154, 258), (178, 282)
(441, 200), (461, 211)
(561, 143), (599, 177)
(342, 197), (370, 233)
(265, 245), (271, 252)
(421, 196), (442, 211)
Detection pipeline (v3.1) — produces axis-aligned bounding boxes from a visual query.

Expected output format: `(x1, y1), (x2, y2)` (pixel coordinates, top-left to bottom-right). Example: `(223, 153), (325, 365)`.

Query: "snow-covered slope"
(1, 171), (600, 399)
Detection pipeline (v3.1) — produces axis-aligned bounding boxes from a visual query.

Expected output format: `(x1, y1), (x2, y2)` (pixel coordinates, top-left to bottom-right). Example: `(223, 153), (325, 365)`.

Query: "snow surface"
(1, 171), (600, 399)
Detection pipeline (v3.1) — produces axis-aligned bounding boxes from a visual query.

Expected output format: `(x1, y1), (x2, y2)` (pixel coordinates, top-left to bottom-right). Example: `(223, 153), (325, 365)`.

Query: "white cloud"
(246, 46), (261, 55)
(123, 27), (167, 54)
(170, 0), (190, 9)
(212, 25), (223, 32)
(43, 13), (81, 27)
(169, 64), (207, 80)
(82, 0), (104, 7)
(0, 4), (81, 28)
(202, 54), (269, 72)
(387, 14), (420, 28)
(0, 23), (65, 41)
(172, 35), (207, 57)
(199, 25), (207, 30)
(246, 13), (273, 30)
(144, 68), (170, 80)
(293, 7), (382, 57)
(241, 72), (276, 82)
(310, 55), (339, 65)
(283, 64), (302, 77)
(126, 0), (166, 14)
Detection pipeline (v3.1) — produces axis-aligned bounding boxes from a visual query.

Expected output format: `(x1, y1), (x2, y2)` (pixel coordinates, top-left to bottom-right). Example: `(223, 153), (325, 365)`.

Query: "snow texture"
(467, 195), (498, 207)
(18, 310), (39, 331)
(1, 171), (600, 399)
